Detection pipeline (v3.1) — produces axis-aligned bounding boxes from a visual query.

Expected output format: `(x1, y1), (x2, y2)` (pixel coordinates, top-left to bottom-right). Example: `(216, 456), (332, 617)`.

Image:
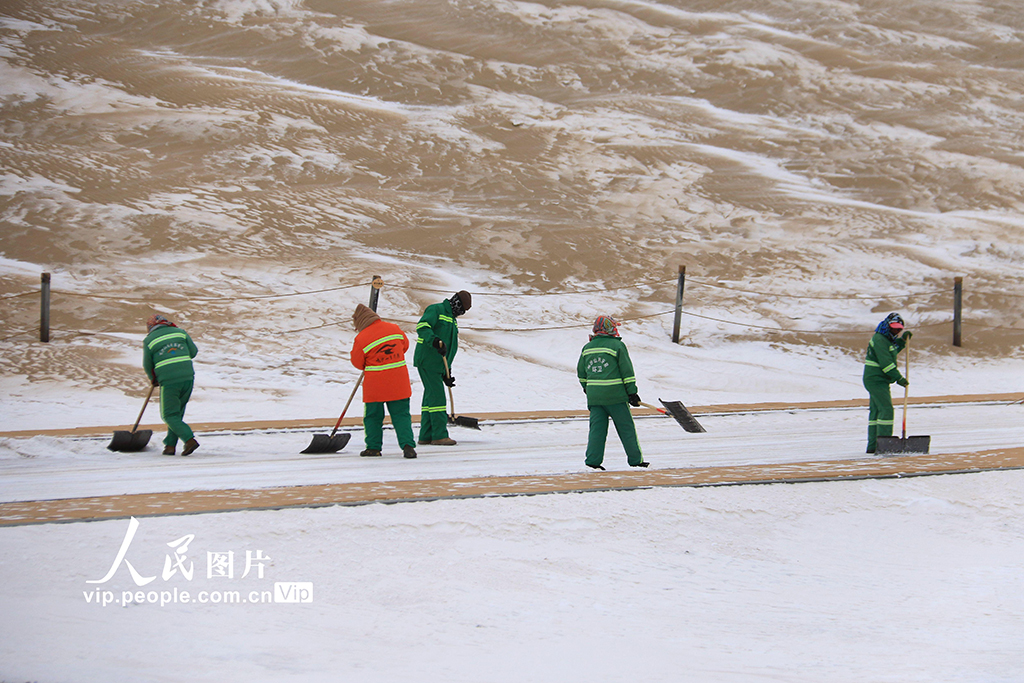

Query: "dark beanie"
(352, 303), (381, 332)
(456, 290), (472, 312)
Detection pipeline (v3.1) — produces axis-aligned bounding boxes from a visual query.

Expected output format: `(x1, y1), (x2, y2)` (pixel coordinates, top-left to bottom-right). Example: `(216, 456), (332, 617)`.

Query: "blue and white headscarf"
(876, 312), (905, 341)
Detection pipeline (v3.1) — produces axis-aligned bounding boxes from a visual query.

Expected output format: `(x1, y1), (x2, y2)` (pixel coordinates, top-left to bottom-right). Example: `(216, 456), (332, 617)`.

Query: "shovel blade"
(876, 435), (931, 455)
(301, 432), (351, 454)
(107, 429), (153, 452)
(451, 415), (481, 430)
(658, 399), (706, 433)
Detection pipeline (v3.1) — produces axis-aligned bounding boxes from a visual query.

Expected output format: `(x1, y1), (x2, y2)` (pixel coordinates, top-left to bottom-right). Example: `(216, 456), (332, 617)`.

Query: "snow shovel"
(301, 373), (361, 453)
(639, 399), (706, 433)
(442, 356), (480, 429)
(876, 340), (930, 455)
(107, 385), (155, 452)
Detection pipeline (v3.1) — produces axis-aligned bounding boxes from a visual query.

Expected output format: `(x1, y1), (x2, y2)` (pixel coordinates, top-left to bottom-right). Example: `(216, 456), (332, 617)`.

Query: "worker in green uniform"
(413, 291), (471, 446)
(577, 315), (648, 470)
(863, 312), (912, 453)
(143, 314), (200, 456)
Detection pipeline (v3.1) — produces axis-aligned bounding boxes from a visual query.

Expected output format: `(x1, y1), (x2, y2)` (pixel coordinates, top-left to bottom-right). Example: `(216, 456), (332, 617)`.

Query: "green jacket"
(863, 332), (906, 385)
(143, 324), (198, 385)
(413, 300), (458, 372)
(577, 335), (638, 406)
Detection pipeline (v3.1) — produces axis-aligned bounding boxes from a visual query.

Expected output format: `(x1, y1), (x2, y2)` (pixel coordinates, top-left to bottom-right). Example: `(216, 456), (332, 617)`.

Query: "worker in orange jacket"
(350, 304), (417, 459)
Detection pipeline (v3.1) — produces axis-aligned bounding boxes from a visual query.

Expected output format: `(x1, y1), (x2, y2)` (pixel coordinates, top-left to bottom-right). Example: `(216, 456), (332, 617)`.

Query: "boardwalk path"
(1, 448), (1022, 527)
(2, 393), (1021, 527)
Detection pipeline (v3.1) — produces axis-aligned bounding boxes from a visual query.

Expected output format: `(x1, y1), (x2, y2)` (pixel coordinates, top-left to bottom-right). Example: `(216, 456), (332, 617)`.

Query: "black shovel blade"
(449, 414), (481, 430)
(876, 435), (931, 455)
(107, 429), (153, 452)
(301, 432), (351, 454)
(658, 399), (706, 433)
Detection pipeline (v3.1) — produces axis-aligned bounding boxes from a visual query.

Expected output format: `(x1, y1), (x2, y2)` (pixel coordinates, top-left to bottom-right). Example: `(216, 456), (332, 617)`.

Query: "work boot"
(162, 445), (176, 456)
(360, 449), (382, 457)
(403, 445), (418, 459)
(181, 438), (200, 456)
(417, 439), (431, 445)
(431, 437), (457, 446)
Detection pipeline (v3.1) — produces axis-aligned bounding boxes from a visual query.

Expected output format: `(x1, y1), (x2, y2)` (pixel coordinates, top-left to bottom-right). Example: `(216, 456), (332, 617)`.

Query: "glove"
(442, 373), (455, 388)
(628, 393), (641, 407)
(902, 330), (913, 341)
(433, 339), (447, 356)
(897, 378), (909, 388)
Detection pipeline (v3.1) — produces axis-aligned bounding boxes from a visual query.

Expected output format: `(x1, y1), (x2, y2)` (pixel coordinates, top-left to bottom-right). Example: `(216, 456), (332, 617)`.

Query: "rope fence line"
(4, 271), (1018, 343)
(0, 277), (678, 307)
(0, 324), (127, 343)
(5, 315), (1014, 342)
(386, 280), (678, 297)
(6, 274), (1012, 307)
(282, 310), (693, 334)
(0, 326), (37, 342)
(0, 291), (37, 302)
(9, 313), (1013, 341)
(685, 277), (949, 300)
(46, 282), (367, 303)
(279, 309), (1020, 337)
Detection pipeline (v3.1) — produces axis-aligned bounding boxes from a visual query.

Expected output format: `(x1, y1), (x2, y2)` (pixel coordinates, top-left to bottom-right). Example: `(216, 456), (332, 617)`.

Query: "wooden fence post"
(672, 265), (686, 343)
(40, 272), (50, 343)
(952, 276), (963, 347)
(369, 275), (383, 312)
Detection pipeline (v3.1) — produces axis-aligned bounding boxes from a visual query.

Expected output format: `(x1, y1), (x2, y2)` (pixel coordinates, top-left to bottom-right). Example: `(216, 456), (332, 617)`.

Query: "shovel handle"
(901, 338), (911, 439)
(330, 372), (364, 438)
(638, 401), (668, 415)
(441, 356), (456, 418)
(131, 385), (156, 434)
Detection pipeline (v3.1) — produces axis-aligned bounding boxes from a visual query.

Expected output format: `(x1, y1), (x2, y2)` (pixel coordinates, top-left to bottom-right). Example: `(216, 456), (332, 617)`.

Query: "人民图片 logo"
(81, 516), (311, 607)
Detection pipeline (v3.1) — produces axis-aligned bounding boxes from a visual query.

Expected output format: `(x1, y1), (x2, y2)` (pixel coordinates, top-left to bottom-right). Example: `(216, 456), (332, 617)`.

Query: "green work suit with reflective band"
(862, 332), (907, 452)
(413, 300), (459, 442)
(362, 399), (416, 451)
(142, 324), (199, 448)
(577, 335), (643, 467)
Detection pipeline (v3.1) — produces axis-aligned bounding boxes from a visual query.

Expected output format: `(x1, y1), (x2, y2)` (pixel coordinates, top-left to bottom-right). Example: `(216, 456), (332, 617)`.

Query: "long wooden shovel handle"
(441, 356), (455, 416)
(131, 385), (156, 434)
(638, 401), (668, 415)
(901, 339), (910, 439)
(330, 372), (364, 438)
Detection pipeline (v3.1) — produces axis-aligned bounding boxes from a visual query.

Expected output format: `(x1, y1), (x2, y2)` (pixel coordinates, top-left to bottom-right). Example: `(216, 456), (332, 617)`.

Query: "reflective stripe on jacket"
(863, 332), (906, 385)
(352, 319), (412, 403)
(142, 325), (197, 385)
(577, 335), (638, 406)
(412, 300), (458, 372)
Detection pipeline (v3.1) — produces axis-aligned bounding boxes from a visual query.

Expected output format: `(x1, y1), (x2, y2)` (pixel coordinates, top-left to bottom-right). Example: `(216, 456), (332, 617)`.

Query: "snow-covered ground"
(2, 385), (1023, 681)
(1, 467), (1023, 682)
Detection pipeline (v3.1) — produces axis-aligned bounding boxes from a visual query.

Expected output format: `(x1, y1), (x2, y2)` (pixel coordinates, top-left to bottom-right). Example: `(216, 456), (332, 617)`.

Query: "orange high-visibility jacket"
(351, 319), (412, 403)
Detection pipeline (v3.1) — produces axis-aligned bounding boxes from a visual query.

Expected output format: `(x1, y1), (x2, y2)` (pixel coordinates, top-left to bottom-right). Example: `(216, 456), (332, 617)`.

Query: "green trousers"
(363, 399), (416, 451)
(417, 367), (449, 442)
(159, 379), (194, 447)
(586, 402), (643, 467)
(864, 378), (895, 452)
